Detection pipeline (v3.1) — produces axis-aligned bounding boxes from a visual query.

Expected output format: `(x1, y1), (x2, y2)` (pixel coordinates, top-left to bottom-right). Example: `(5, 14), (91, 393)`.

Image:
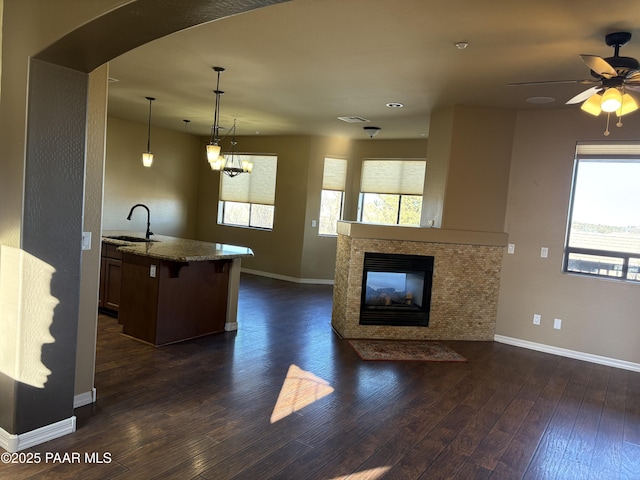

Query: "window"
(564, 143), (640, 281)
(218, 155), (277, 229)
(319, 157), (347, 235)
(358, 159), (426, 226)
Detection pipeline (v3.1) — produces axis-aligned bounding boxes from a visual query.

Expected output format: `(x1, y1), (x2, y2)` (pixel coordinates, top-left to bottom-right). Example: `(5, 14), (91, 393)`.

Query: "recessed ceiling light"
(526, 96), (555, 104)
(455, 42), (469, 50)
(386, 102), (404, 108)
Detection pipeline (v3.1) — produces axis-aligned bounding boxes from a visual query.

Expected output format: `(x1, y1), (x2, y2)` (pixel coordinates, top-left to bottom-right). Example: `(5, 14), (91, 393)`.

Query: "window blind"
(576, 142), (640, 158)
(322, 157), (347, 191)
(360, 159), (426, 195)
(220, 155), (277, 205)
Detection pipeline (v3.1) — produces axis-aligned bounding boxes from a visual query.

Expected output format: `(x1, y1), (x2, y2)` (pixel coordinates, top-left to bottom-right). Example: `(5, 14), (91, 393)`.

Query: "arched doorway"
(4, 0), (287, 450)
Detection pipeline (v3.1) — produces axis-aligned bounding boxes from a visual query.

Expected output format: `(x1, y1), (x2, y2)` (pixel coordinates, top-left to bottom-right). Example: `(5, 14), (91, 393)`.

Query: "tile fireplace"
(332, 222), (507, 341)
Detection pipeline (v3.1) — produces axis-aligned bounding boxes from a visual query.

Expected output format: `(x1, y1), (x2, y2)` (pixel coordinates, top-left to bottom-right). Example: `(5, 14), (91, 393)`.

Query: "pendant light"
(206, 67), (225, 165)
(142, 96), (155, 167)
(206, 67), (253, 176)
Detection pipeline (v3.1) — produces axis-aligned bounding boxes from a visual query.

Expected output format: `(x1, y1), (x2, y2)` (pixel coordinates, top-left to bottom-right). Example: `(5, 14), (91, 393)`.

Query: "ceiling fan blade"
(508, 79), (597, 87)
(566, 86), (602, 105)
(624, 73), (640, 86)
(580, 54), (618, 79)
(624, 85), (640, 93)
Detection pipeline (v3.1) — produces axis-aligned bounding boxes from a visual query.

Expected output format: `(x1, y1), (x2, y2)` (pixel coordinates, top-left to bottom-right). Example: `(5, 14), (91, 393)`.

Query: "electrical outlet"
(533, 314), (541, 325)
(553, 318), (562, 330)
(150, 264), (157, 278)
(507, 243), (515, 254)
(541, 247), (548, 258)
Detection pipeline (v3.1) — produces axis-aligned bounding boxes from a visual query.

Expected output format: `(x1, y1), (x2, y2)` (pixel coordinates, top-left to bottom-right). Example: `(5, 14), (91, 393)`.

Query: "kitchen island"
(102, 231), (253, 346)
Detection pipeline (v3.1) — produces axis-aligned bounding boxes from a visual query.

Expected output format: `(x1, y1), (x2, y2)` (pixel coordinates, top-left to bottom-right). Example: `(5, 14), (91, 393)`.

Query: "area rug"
(348, 339), (467, 363)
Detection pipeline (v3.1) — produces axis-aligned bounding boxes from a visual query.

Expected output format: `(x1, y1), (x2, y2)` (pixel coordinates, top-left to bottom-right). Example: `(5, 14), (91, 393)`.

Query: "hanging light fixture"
(206, 66), (225, 165)
(142, 96), (155, 167)
(210, 119), (253, 176)
(206, 66), (252, 176)
(578, 87), (639, 136)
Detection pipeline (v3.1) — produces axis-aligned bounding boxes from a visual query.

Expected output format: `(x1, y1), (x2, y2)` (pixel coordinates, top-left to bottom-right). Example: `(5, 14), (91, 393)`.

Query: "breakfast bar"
(102, 232), (254, 346)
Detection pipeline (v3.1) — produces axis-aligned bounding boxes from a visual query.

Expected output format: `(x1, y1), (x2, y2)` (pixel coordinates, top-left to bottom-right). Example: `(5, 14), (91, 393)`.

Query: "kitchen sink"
(105, 235), (156, 243)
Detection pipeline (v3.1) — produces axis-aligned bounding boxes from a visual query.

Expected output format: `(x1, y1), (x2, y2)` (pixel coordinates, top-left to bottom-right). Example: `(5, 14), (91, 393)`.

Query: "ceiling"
(106, 0), (640, 140)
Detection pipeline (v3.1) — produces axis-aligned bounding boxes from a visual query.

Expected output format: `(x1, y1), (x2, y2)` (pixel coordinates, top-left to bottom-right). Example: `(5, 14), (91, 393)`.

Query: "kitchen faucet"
(126, 203), (153, 239)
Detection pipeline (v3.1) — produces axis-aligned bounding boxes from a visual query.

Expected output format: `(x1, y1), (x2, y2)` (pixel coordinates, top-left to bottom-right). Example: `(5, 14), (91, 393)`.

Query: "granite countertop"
(102, 230), (254, 262)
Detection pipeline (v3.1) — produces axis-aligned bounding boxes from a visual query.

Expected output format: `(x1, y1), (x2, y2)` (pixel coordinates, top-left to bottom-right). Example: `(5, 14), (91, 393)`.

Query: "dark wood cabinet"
(99, 242), (122, 315)
(119, 253), (231, 346)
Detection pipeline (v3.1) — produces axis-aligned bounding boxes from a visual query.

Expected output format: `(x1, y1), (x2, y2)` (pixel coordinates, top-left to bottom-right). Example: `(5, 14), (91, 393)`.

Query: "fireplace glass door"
(360, 253), (434, 326)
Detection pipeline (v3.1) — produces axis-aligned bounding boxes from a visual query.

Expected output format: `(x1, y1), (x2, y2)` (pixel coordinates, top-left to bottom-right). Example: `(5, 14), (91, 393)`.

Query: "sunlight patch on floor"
(270, 364), (334, 423)
(330, 466), (392, 479)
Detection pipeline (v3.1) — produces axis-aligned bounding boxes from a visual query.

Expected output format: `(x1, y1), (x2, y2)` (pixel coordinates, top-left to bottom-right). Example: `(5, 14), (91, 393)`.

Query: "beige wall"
(104, 117), (202, 239)
(496, 106), (640, 364)
(194, 135), (429, 281)
(300, 136), (352, 281)
(423, 105), (515, 232)
(196, 135), (311, 279)
(75, 64), (108, 398)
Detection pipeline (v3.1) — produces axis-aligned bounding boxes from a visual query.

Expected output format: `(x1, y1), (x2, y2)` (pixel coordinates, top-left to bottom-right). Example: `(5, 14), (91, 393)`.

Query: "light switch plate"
(150, 264), (157, 278)
(541, 247), (548, 258)
(507, 244), (515, 254)
(533, 314), (541, 325)
(554, 318), (562, 330)
(82, 232), (92, 250)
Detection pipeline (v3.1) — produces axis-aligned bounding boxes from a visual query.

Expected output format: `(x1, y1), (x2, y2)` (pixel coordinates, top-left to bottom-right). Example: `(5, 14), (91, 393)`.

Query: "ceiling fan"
(510, 32), (640, 134)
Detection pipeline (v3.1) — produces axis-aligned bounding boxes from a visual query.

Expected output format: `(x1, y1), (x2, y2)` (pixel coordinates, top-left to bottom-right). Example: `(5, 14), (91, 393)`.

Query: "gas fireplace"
(360, 252), (434, 327)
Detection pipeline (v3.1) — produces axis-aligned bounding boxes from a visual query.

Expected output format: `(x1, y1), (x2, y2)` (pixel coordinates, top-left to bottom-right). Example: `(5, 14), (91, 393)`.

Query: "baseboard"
(0, 416), (76, 453)
(73, 388), (97, 409)
(494, 335), (640, 372)
(241, 268), (334, 285)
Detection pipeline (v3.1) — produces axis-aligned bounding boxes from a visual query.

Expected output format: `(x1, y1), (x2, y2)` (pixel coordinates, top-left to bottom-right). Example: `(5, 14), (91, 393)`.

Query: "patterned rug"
(348, 339), (467, 362)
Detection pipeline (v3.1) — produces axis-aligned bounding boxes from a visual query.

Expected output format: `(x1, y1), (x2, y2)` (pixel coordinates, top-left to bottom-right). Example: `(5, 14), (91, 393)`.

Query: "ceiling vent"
(337, 116), (370, 123)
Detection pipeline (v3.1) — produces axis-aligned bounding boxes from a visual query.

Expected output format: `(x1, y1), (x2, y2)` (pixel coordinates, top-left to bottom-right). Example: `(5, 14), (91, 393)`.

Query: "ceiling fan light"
(616, 93), (639, 116)
(601, 88), (623, 112)
(581, 94), (602, 116)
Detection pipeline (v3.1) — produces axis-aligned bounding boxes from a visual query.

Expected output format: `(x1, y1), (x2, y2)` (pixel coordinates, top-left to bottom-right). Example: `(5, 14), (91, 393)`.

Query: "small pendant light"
(142, 96), (155, 167)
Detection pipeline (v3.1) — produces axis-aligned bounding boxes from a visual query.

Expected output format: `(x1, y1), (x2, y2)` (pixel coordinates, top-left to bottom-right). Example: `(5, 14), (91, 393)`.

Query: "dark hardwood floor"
(3, 273), (640, 479)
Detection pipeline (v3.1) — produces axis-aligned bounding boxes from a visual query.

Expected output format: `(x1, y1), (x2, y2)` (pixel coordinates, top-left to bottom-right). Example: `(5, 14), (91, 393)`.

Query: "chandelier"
(206, 66), (253, 176)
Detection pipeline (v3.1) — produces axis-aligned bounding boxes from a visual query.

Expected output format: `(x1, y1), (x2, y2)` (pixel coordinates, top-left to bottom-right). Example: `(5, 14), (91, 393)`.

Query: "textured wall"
(333, 234), (503, 340)
(17, 59), (87, 433)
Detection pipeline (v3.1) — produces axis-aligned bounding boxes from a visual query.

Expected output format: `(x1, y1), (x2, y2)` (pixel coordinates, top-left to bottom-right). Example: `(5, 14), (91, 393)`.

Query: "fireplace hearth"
(360, 252), (434, 327)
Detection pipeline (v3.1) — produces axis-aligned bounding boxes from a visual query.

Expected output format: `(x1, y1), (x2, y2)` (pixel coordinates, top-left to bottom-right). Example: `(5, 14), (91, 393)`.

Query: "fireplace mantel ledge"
(337, 221), (508, 247)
